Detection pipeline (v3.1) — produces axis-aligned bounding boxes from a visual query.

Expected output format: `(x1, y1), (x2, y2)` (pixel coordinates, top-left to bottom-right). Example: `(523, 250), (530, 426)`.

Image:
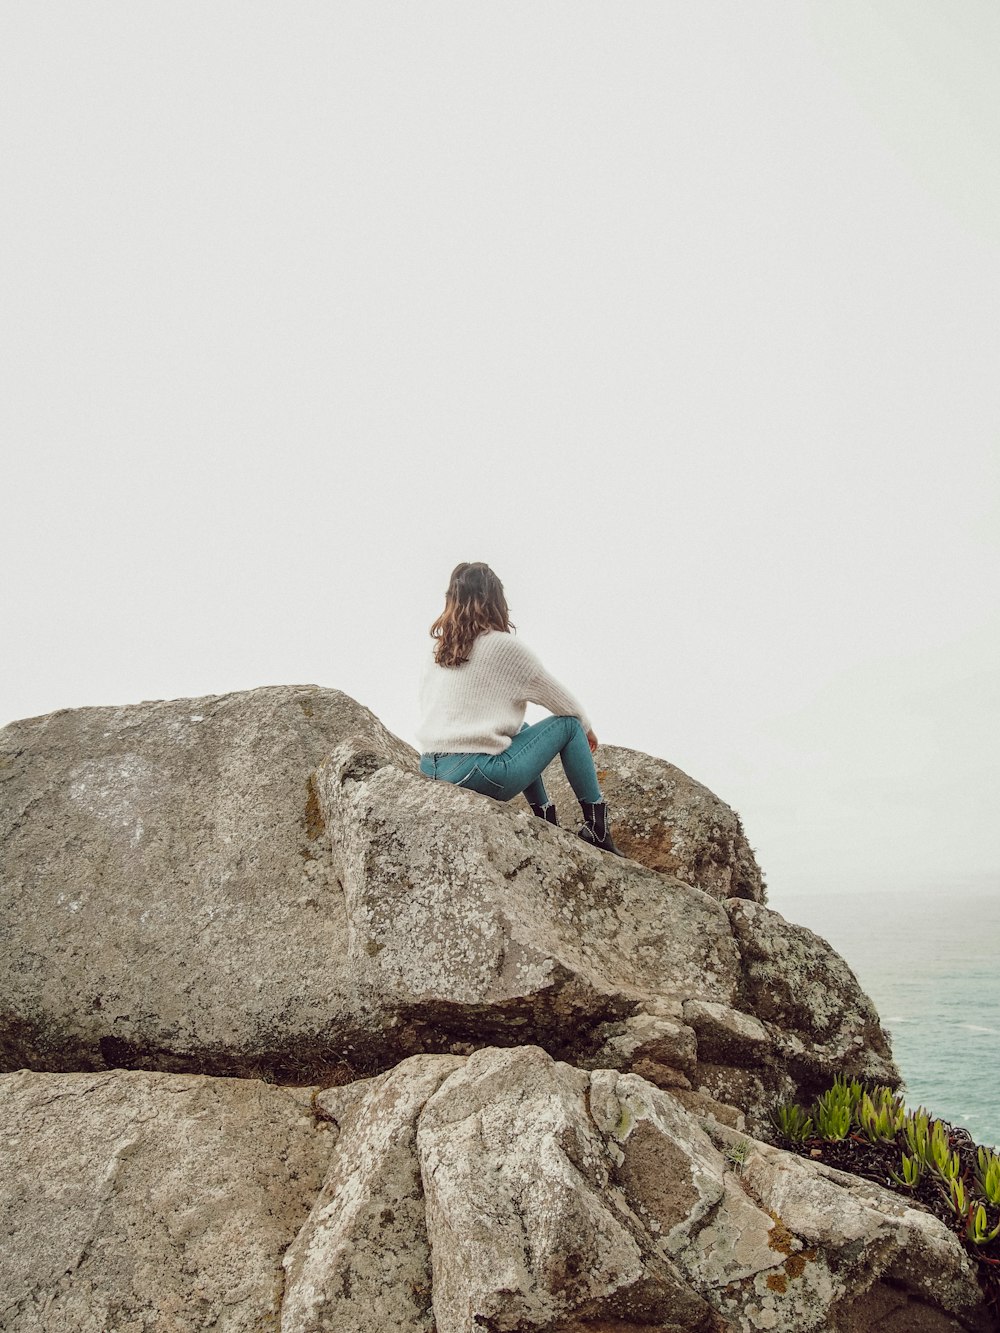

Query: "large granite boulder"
(321, 727), (896, 1132)
(0, 686), (410, 1081)
(0, 686), (894, 1129)
(1, 1051), (990, 1333)
(0, 1067), (332, 1332)
(542, 743), (766, 902)
(407, 1047), (991, 1333)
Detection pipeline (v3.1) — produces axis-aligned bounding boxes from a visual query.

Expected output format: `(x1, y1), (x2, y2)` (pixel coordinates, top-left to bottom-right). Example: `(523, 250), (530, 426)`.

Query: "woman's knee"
(552, 714), (586, 744)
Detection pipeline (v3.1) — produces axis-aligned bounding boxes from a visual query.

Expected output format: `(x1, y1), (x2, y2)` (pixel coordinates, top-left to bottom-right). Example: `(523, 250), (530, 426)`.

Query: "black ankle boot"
(529, 802), (560, 826)
(578, 801), (624, 856)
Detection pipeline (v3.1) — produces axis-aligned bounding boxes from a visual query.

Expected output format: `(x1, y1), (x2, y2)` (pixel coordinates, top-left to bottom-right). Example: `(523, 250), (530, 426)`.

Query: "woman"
(417, 562), (622, 856)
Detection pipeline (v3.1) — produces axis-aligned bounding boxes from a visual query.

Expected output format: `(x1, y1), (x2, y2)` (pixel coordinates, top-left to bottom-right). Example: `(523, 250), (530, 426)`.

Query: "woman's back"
(417, 630), (587, 756)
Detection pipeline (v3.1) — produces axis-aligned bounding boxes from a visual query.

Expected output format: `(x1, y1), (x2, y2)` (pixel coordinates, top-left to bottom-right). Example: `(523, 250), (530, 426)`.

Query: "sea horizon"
(768, 886), (1000, 1151)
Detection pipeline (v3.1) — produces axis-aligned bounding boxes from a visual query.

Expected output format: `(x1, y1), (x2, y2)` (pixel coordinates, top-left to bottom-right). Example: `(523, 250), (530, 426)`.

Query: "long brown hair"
(430, 562), (513, 666)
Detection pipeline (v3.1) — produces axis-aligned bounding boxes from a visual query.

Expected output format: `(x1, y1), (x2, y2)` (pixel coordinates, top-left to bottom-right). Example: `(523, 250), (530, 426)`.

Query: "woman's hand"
(586, 728), (599, 753)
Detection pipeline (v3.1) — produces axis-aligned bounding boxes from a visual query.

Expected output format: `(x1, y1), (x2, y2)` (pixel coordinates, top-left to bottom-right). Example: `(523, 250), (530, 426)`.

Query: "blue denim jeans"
(419, 715), (602, 806)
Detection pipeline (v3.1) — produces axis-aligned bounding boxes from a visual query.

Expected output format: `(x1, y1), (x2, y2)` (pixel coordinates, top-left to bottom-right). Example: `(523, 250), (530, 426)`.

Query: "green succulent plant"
(966, 1203), (1000, 1246)
(772, 1074), (1000, 1314)
(975, 1147), (1000, 1206)
(902, 1108), (932, 1165)
(889, 1152), (924, 1189)
(831, 1072), (864, 1108)
(929, 1121), (961, 1183)
(771, 1101), (813, 1143)
(813, 1086), (852, 1141)
(945, 1177), (969, 1217)
(857, 1091), (902, 1145)
(881, 1088), (906, 1135)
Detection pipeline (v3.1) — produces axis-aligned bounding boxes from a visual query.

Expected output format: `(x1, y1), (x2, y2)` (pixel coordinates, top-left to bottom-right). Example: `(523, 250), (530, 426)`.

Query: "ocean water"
(768, 889), (1000, 1151)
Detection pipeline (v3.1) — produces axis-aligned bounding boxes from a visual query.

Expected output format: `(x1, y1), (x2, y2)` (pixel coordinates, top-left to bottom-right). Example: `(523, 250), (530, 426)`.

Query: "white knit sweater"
(416, 630), (593, 755)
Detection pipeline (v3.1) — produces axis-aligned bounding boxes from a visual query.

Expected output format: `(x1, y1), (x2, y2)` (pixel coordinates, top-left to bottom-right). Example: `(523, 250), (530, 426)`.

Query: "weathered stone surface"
(0, 1049), (990, 1333)
(333, 1047), (991, 1332)
(0, 685), (413, 1081)
(319, 734), (741, 1055)
(322, 729), (894, 1126)
(281, 1055), (462, 1332)
(682, 999), (773, 1065)
(725, 898), (897, 1099)
(414, 1048), (990, 1332)
(705, 1122), (994, 1333)
(1, 686), (897, 1128)
(417, 1046), (720, 1333)
(0, 1068), (332, 1333)
(542, 742), (766, 902)
(588, 1011), (700, 1086)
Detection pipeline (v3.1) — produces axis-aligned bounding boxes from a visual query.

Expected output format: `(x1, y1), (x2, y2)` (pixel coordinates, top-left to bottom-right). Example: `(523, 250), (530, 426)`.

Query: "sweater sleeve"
(514, 640), (593, 733)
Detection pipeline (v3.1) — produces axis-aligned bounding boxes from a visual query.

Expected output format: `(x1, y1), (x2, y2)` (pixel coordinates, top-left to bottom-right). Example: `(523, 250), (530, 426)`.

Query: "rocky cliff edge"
(0, 685), (990, 1331)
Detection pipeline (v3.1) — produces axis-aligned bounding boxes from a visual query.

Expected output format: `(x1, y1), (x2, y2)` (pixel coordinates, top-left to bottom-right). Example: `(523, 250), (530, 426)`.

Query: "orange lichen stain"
(766, 1211), (797, 1256)
(784, 1248), (817, 1280)
(766, 1273), (788, 1294)
(618, 828), (679, 876)
(764, 1213), (818, 1283)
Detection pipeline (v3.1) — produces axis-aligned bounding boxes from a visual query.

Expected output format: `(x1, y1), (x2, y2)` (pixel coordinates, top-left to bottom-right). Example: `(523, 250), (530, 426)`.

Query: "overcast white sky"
(2, 3), (998, 903)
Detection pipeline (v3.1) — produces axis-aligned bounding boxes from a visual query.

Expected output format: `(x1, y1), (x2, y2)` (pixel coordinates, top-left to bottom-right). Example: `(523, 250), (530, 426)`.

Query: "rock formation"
(0, 686), (992, 1330)
(0, 1068), (327, 1331)
(1, 1049), (991, 1332)
(540, 744), (765, 902)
